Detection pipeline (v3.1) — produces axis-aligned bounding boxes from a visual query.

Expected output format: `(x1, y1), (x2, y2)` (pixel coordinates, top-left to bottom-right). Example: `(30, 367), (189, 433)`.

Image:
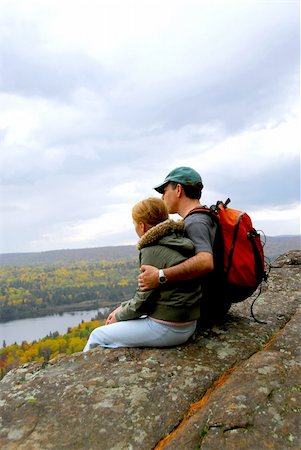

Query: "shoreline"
(0, 300), (117, 324)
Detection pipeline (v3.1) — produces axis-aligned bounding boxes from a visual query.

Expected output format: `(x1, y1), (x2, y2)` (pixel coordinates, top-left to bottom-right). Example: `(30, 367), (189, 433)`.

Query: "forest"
(1, 236), (300, 379)
(0, 259), (139, 321)
(0, 320), (101, 380)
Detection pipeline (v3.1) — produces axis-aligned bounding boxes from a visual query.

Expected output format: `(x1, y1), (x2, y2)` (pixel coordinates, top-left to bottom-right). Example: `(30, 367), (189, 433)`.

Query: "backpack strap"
(185, 206), (210, 216)
(185, 206), (218, 226)
(185, 199), (231, 222)
(225, 212), (244, 278)
(185, 206), (223, 273)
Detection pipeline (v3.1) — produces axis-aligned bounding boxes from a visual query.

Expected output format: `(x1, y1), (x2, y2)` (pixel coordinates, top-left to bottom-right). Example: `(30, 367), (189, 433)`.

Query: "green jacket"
(115, 219), (201, 322)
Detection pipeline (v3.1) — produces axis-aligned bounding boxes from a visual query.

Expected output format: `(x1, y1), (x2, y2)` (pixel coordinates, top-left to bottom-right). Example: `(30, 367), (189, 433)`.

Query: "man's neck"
(178, 199), (201, 218)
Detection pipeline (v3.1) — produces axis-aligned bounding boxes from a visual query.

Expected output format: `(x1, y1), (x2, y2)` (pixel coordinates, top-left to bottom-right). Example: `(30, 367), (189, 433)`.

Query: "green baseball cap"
(154, 166), (203, 194)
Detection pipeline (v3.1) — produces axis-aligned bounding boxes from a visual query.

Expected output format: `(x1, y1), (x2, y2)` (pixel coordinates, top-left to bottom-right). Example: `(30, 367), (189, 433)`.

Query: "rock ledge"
(1, 251), (300, 450)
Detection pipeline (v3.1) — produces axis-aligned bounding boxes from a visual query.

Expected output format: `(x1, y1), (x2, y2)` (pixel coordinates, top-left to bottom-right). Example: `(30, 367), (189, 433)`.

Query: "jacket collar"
(137, 219), (184, 250)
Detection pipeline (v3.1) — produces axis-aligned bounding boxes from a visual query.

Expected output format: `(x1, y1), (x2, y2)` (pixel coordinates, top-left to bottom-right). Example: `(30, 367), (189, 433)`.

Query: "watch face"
(159, 269), (166, 283)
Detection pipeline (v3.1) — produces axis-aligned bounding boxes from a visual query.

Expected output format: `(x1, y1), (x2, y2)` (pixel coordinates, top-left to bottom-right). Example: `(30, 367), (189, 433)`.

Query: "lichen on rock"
(0, 251), (300, 450)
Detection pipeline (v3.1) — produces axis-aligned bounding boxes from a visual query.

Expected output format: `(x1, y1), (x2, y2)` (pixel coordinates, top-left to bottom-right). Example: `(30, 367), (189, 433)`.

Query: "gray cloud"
(0, 0), (299, 253)
(206, 154), (300, 210)
(0, 47), (115, 100)
(106, 3), (299, 135)
(0, 15), (118, 102)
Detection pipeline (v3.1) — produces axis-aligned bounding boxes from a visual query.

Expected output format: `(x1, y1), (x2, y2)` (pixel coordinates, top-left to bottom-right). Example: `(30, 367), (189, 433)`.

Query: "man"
(139, 166), (231, 324)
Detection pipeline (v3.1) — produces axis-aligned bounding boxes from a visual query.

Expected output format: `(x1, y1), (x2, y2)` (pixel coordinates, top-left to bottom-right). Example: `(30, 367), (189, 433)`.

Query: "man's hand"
(139, 253), (214, 290)
(138, 265), (159, 290)
(106, 306), (121, 325)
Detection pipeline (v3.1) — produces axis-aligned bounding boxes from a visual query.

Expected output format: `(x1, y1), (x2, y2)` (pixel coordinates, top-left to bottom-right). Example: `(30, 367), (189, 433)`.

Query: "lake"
(0, 308), (109, 348)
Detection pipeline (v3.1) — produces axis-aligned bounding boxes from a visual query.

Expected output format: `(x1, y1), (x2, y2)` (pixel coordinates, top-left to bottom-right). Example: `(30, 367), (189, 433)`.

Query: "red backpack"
(187, 198), (269, 321)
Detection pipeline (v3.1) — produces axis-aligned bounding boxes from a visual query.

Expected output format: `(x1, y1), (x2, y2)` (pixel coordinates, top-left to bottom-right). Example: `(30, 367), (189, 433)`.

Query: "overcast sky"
(0, 0), (300, 254)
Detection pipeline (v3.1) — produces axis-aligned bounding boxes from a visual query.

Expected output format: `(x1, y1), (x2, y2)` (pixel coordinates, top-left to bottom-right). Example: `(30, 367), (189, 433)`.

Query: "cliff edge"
(1, 251), (300, 450)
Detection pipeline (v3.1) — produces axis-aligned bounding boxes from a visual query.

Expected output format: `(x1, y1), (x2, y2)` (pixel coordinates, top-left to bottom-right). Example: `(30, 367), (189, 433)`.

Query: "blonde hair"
(132, 197), (168, 228)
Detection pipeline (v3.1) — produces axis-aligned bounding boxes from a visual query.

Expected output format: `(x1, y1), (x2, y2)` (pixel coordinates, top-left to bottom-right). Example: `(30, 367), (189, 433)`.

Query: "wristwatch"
(158, 269), (167, 284)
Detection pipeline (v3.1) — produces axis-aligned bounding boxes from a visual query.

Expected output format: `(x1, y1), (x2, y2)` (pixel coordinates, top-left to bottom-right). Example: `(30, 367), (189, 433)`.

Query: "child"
(83, 197), (201, 351)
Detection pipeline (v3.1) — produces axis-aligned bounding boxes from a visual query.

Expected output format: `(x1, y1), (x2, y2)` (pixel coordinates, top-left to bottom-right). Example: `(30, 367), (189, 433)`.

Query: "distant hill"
(0, 236), (300, 266)
(0, 245), (138, 266)
(263, 235), (301, 262)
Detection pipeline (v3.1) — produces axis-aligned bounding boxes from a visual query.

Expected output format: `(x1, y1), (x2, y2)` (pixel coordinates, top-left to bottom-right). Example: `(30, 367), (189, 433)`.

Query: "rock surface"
(0, 251), (300, 450)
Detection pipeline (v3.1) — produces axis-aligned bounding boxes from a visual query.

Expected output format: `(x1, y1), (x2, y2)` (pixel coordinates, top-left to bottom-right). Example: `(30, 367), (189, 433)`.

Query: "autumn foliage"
(0, 320), (103, 380)
(0, 260), (138, 321)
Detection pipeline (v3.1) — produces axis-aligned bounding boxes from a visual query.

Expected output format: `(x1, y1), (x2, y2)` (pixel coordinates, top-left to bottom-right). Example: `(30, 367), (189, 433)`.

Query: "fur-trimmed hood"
(137, 219), (194, 255)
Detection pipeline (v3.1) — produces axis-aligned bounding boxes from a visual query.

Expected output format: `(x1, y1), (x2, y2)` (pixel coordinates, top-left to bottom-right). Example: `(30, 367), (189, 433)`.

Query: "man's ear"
(176, 183), (183, 197)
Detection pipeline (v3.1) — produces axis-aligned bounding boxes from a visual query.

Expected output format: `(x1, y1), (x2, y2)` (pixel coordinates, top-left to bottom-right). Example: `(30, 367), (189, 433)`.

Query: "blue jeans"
(83, 317), (196, 351)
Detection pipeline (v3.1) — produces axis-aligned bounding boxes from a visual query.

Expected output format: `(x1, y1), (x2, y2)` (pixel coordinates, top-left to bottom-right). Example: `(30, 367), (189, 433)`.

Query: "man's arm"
(138, 251), (214, 290)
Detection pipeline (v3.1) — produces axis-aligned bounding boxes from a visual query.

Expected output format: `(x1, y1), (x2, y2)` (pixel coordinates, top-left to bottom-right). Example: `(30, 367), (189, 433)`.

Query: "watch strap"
(158, 269), (167, 284)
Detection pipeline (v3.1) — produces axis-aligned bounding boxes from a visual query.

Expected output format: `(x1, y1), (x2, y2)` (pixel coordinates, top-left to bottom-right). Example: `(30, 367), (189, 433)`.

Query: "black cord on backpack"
(250, 284), (267, 324)
(250, 230), (271, 324)
(259, 229), (271, 282)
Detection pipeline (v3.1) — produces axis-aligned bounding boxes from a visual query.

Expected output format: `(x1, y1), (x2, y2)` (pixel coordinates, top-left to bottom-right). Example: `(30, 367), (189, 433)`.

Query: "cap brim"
(153, 182), (168, 194)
